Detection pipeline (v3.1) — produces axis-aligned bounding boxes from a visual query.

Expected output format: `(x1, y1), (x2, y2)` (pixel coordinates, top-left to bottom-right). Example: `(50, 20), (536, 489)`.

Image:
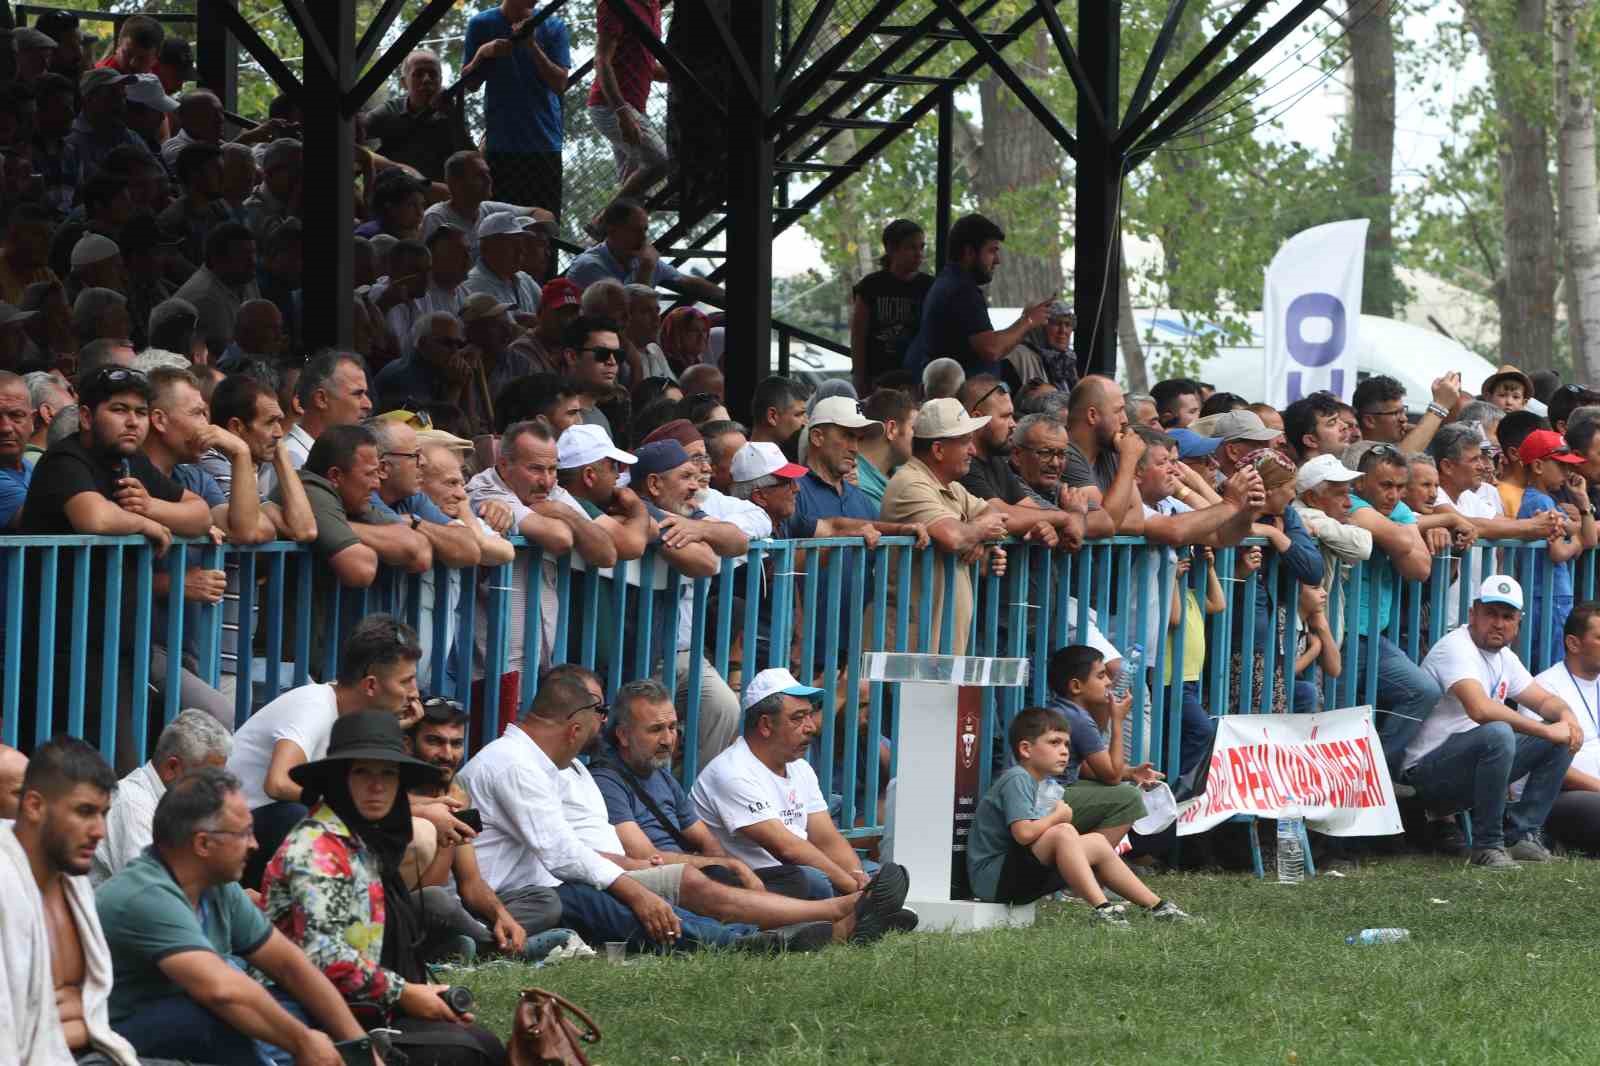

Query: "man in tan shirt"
(880, 398), (1014, 655)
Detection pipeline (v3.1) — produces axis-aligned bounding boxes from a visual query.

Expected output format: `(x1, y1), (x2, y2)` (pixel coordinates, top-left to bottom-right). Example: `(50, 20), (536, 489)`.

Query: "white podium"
(867, 652), (1036, 933)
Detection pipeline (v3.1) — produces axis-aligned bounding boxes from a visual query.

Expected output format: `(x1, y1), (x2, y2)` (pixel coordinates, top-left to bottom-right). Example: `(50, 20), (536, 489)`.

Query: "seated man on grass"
(592, 679), (800, 897)
(403, 695), (562, 962)
(966, 707), (1196, 927)
(96, 769), (372, 1066)
(690, 668), (889, 902)
(1043, 645), (1159, 848)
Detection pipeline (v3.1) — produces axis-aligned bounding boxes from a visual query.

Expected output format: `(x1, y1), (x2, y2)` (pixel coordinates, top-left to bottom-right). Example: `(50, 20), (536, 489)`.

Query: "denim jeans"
(552, 882), (757, 951)
(116, 979), (305, 1066)
(1353, 634), (1444, 776)
(1403, 721), (1574, 850)
(1178, 680), (1215, 776)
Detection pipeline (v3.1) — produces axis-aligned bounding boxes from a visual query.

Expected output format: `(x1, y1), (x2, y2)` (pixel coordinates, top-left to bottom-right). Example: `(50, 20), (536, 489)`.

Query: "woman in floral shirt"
(260, 710), (506, 1065)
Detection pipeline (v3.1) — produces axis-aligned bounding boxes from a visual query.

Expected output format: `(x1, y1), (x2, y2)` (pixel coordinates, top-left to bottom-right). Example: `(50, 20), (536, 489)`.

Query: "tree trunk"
(1346, 0), (1397, 317)
(1119, 241), (1150, 393)
(972, 26), (1066, 308)
(1467, 0), (1559, 371)
(1554, 0), (1600, 379)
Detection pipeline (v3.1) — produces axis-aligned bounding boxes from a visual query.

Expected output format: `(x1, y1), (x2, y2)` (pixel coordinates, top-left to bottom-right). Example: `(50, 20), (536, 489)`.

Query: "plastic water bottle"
(1276, 812), (1306, 884)
(1346, 928), (1411, 946)
(1109, 644), (1143, 701)
(1034, 777), (1065, 817)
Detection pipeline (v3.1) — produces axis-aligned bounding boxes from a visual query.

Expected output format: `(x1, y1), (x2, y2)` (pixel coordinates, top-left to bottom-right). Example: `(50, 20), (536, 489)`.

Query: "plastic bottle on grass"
(1275, 811), (1305, 884)
(1109, 644), (1143, 701)
(1346, 928), (1410, 946)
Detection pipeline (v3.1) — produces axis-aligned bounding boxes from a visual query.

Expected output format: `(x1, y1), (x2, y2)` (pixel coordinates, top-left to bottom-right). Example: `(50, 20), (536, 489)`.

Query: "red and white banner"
(1176, 706), (1402, 837)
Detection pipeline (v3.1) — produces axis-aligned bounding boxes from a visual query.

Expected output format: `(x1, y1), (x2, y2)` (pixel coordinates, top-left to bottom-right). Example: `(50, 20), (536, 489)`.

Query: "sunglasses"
(420, 696), (466, 722)
(566, 697), (609, 721)
(85, 366), (146, 389)
(970, 381), (1009, 412)
(582, 346), (622, 364)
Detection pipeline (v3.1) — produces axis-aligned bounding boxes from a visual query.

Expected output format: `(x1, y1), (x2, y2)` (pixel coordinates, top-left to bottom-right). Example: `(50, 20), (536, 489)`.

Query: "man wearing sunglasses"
(559, 312), (622, 440)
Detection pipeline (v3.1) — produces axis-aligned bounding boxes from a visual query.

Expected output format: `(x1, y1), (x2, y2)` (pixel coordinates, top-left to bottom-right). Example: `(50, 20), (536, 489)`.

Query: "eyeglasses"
(582, 346), (622, 364)
(566, 698), (609, 720)
(382, 450), (420, 462)
(1019, 445), (1068, 462)
(200, 825), (255, 842)
(420, 695), (467, 722)
(970, 381), (1009, 412)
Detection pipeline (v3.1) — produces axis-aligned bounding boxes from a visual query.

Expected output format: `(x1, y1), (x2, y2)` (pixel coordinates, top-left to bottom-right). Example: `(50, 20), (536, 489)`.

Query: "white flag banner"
(1175, 706), (1402, 838)
(1262, 219), (1369, 408)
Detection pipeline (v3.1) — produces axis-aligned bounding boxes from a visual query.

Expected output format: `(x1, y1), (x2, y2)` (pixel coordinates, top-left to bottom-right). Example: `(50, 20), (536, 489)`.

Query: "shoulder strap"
(594, 756), (696, 854)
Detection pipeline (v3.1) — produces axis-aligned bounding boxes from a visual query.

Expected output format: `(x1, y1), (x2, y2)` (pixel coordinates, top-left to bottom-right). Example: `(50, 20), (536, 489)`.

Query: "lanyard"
(1565, 664), (1600, 738)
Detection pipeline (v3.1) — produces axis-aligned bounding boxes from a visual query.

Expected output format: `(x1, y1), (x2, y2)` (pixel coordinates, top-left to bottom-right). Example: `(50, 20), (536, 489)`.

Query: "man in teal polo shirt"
(96, 768), (371, 1066)
(1345, 442), (1443, 776)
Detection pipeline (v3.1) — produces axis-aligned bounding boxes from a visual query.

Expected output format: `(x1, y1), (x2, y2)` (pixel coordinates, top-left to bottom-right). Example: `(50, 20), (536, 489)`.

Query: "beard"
(971, 264), (993, 285)
(43, 819), (92, 876)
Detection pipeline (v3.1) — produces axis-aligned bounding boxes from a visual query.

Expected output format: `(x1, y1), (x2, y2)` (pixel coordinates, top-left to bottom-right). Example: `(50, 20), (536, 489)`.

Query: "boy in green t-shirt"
(965, 706), (1199, 927)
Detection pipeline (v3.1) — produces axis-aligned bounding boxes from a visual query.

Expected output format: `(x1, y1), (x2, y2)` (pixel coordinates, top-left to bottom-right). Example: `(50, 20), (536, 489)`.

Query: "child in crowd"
(1043, 645), (1158, 850)
(1294, 583), (1342, 712)
(1166, 546), (1224, 775)
(965, 706), (1196, 926)
(1514, 430), (1594, 664)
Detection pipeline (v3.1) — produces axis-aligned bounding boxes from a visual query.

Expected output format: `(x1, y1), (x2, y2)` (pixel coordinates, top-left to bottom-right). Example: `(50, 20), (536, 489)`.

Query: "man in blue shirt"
(565, 198), (725, 303)
(461, 0), (572, 217)
(1346, 443), (1443, 776)
(903, 212), (1052, 376)
(1514, 429), (1594, 665)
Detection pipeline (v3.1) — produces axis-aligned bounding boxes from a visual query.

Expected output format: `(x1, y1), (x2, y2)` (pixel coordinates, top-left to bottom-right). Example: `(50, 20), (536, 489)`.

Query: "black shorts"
(992, 842), (1065, 905)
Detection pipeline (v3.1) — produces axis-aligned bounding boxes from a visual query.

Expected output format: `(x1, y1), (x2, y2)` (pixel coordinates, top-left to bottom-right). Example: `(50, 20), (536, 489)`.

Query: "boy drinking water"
(965, 705), (1198, 927)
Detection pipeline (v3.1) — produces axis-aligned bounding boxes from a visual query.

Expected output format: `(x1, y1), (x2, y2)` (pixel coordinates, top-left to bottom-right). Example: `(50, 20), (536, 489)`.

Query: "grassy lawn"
(445, 855), (1600, 1065)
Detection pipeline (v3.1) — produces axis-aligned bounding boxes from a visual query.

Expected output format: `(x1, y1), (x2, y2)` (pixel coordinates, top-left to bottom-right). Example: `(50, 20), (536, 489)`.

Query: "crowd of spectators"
(7, 7), (1600, 1063)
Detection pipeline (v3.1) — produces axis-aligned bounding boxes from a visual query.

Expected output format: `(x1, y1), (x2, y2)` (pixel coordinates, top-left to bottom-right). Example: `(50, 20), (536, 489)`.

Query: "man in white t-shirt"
(90, 711), (231, 885)
(1521, 601), (1600, 853)
(227, 614), (471, 887)
(692, 669), (879, 900)
(457, 664), (909, 953)
(1401, 576), (1580, 870)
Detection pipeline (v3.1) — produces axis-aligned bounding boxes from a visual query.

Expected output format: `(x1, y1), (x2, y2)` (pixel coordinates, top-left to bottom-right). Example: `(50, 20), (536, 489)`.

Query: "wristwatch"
(410, 513), (423, 531)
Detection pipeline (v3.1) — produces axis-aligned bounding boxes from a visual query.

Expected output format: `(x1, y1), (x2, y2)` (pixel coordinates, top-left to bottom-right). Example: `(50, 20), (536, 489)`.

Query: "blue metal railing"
(0, 532), (1576, 838)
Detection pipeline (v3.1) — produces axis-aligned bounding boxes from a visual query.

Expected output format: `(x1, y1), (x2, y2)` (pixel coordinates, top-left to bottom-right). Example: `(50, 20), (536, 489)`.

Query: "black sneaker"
(735, 920), (834, 954)
(1427, 816), (1469, 856)
(848, 863), (911, 944)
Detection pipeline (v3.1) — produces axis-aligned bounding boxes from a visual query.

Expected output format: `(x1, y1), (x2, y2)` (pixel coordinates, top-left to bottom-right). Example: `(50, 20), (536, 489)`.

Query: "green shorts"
(1062, 779), (1146, 832)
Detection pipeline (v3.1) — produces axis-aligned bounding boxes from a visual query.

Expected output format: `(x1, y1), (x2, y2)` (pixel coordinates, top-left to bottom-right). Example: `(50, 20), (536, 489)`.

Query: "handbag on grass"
(508, 988), (602, 1066)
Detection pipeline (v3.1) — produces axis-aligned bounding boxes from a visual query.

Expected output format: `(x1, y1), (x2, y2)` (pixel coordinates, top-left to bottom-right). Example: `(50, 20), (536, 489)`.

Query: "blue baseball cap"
(1169, 427), (1222, 460)
(632, 439), (692, 480)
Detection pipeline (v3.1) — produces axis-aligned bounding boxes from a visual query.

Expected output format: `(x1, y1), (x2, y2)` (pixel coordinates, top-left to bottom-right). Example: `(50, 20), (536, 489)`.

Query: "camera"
(441, 985), (476, 1015)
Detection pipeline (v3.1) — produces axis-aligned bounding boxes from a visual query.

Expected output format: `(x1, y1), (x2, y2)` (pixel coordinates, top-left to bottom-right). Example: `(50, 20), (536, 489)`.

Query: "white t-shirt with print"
(1405, 624), (1534, 770)
(226, 683), (338, 809)
(689, 736), (829, 868)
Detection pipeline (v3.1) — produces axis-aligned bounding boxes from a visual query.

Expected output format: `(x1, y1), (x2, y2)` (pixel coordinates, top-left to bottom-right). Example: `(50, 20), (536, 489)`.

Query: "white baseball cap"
(806, 395), (880, 433)
(1294, 453), (1363, 494)
(557, 423), (636, 470)
(741, 667), (824, 712)
(1477, 575), (1524, 611)
(477, 211), (533, 239)
(913, 397), (990, 439)
(730, 441), (806, 484)
(70, 233), (121, 269)
(125, 73), (179, 113)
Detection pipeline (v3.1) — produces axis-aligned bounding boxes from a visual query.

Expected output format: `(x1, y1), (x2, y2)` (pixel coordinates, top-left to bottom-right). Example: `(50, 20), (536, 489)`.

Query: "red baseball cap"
(539, 277), (581, 313)
(1517, 429), (1585, 465)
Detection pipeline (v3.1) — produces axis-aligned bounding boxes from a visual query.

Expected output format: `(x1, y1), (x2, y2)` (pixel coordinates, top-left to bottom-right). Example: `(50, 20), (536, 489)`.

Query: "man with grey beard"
(591, 679), (804, 894)
(631, 440), (748, 769)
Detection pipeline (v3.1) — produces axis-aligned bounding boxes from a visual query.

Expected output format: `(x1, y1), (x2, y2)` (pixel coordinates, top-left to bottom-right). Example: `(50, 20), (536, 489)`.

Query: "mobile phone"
(331, 1035), (373, 1066)
(456, 808), (483, 834)
(117, 458), (132, 481)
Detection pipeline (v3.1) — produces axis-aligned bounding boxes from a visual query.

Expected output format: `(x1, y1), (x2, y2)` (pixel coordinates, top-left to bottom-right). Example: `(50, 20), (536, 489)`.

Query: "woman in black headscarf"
(259, 710), (507, 1066)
